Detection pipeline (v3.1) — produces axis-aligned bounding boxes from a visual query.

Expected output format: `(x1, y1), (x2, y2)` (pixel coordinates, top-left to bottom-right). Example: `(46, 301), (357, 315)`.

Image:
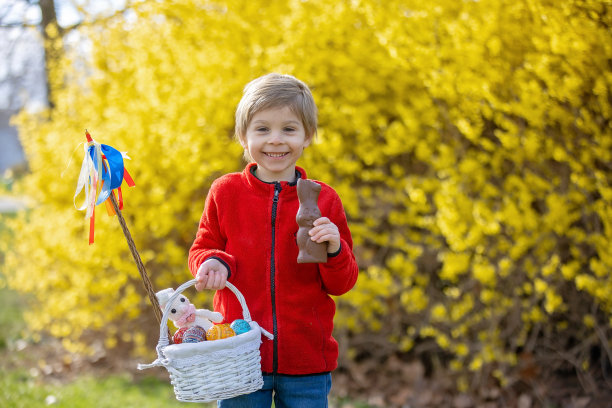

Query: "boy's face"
(241, 106), (312, 182)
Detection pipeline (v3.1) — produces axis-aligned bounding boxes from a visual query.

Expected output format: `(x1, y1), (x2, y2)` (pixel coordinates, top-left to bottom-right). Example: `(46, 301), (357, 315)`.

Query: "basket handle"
(156, 280), (251, 349)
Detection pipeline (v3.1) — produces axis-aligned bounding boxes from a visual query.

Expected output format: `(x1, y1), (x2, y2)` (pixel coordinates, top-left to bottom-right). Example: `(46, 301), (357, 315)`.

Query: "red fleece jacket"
(188, 163), (359, 375)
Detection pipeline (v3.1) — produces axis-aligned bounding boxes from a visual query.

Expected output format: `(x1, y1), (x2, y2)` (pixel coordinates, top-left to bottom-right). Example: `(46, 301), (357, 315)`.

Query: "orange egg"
(206, 323), (236, 341)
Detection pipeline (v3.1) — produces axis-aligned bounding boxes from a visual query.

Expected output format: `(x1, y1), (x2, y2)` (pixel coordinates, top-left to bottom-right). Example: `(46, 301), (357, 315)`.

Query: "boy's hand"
(310, 217), (341, 254)
(195, 258), (228, 291)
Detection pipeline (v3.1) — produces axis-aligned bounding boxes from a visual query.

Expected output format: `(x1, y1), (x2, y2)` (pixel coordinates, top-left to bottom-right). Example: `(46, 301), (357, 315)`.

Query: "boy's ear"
(238, 135), (247, 148)
(304, 134), (314, 147)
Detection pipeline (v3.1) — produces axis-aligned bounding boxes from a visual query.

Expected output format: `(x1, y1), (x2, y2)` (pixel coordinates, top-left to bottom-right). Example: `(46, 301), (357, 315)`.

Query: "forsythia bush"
(2, 0), (610, 392)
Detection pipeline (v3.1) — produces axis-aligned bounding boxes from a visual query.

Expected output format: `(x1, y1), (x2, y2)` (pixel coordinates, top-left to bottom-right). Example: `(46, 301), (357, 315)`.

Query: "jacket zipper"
(270, 182), (281, 373)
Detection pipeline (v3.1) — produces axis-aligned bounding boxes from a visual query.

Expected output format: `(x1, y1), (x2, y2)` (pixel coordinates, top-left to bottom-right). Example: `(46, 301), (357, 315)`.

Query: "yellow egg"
(206, 323), (236, 341)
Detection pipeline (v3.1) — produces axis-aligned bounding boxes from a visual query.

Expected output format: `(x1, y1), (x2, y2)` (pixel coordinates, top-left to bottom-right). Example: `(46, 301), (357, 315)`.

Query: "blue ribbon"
(89, 143), (125, 205)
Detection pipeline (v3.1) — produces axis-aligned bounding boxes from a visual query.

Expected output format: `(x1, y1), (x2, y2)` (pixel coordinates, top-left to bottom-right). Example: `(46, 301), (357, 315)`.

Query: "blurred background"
(1, 0), (611, 407)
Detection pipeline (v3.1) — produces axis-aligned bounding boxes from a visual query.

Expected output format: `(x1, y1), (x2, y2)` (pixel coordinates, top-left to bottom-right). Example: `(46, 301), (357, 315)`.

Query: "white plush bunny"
(156, 288), (223, 332)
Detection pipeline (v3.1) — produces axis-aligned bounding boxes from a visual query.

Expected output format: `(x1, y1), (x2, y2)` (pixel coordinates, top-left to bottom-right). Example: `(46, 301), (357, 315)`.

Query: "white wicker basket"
(138, 279), (273, 403)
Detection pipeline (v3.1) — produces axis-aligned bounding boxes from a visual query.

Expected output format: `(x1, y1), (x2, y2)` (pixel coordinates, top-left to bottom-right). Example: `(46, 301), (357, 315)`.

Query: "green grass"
(1, 371), (201, 408)
(0, 285), (24, 350)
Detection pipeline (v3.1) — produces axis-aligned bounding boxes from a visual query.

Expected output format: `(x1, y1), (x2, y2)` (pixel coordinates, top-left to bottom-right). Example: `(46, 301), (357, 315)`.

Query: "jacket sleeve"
(318, 191), (359, 296)
(188, 182), (236, 278)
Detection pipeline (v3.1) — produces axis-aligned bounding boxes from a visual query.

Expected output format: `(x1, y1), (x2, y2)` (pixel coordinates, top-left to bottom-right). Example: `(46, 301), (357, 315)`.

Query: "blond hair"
(234, 73), (318, 144)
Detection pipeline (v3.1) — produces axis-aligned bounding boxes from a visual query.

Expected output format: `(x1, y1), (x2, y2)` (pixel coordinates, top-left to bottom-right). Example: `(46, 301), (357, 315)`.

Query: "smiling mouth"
(264, 152), (289, 158)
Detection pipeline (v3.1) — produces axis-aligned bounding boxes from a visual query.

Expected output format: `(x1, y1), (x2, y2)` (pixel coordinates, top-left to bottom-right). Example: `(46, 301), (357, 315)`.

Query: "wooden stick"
(108, 192), (172, 341)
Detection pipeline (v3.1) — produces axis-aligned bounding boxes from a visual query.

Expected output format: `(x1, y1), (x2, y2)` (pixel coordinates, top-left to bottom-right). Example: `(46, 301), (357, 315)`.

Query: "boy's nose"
(268, 132), (283, 143)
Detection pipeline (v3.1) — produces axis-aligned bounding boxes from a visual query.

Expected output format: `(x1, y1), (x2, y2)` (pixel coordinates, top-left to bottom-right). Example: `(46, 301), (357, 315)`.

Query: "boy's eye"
(284, 127), (295, 132)
(256, 127), (268, 132)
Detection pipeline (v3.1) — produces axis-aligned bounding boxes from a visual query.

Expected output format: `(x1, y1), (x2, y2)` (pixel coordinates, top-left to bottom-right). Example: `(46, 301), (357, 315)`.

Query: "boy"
(188, 73), (359, 407)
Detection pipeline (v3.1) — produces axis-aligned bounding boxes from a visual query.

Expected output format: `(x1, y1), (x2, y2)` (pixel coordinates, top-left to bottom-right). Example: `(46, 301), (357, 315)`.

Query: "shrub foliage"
(2, 0), (611, 394)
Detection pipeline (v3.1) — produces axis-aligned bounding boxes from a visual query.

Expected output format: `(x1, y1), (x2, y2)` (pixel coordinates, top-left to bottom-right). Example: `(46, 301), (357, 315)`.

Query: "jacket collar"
(243, 162), (307, 194)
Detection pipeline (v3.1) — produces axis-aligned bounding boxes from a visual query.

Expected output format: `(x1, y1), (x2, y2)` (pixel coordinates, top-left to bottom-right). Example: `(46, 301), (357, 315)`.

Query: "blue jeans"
(217, 373), (332, 408)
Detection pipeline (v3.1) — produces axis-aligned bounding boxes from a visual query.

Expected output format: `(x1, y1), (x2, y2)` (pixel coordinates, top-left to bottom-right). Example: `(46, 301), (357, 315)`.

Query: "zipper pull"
(273, 183), (281, 203)
(271, 183), (281, 226)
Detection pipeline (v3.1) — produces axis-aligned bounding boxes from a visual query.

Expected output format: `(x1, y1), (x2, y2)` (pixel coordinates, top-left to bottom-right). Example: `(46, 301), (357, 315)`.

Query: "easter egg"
(230, 319), (251, 335)
(206, 323), (235, 341)
(182, 325), (207, 343)
(173, 327), (188, 344)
